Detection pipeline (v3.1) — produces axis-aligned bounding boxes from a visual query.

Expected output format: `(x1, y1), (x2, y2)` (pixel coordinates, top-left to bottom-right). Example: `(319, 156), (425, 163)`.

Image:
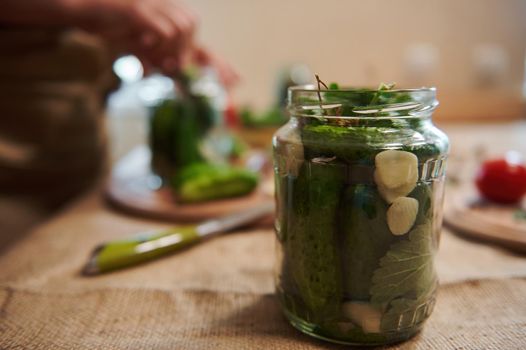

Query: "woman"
(0, 0), (237, 207)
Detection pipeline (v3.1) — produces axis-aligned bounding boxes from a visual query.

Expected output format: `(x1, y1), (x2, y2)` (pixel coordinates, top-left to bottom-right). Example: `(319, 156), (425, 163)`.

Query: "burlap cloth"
(1, 188), (526, 349)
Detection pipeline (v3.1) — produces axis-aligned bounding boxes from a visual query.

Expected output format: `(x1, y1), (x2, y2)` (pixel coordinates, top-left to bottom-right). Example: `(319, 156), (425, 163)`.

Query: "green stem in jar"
(315, 74), (329, 116)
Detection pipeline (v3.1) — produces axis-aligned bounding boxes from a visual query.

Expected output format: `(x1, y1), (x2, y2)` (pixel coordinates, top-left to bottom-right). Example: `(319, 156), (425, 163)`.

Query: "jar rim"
(289, 84), (436, 94)
(287, 85), (438, 119)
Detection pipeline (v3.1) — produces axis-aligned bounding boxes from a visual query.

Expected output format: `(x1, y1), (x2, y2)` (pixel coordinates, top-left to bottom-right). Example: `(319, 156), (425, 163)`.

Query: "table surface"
(1, 121), (526, 349)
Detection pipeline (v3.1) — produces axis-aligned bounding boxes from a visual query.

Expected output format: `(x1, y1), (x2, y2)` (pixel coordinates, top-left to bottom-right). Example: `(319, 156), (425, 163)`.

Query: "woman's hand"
(72, 0), (239, 87)
(75, 0), (199, 74)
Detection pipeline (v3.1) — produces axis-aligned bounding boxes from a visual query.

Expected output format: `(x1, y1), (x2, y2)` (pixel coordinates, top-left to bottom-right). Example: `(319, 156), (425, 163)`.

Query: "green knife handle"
(84, 226), (200, 275)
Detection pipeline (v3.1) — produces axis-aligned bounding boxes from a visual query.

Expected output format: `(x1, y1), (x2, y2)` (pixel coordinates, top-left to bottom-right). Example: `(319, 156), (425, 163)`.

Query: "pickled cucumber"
(286, 160), (345, 318)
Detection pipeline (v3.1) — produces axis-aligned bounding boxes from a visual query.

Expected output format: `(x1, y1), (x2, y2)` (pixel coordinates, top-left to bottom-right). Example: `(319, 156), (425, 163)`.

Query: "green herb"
(305, 78), (414, 117)
(368, 82), (396, 106)
(301, 124), (391, 164)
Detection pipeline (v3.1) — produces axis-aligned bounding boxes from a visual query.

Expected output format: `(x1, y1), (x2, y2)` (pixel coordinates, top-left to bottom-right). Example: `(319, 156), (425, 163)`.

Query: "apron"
(0, 27), (117, 207)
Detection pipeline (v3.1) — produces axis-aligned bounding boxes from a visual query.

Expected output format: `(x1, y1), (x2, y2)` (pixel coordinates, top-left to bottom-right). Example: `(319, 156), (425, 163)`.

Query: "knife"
(82, 201), (274, 275)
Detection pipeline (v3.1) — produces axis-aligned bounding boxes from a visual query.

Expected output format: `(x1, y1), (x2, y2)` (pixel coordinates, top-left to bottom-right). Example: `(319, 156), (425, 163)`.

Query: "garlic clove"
(387, 197), (419, 235)
(374, 150), (418, 190)
(342, 301), (382, 334)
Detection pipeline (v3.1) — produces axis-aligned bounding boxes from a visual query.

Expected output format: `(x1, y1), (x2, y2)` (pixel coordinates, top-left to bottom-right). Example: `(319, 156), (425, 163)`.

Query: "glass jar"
(272, 86), (449, 345)
(147, 75), (217, 180)
(149, 92), (214, 179)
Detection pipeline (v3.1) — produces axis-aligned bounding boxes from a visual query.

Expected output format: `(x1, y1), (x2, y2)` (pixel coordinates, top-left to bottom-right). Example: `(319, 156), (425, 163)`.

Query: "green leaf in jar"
(370, 221), (437, 307)
(407, 183), (433, 226)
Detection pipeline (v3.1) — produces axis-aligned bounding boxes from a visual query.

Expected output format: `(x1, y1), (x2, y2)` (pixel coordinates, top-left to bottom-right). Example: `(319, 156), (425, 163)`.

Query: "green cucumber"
(286, 160), (345, 319)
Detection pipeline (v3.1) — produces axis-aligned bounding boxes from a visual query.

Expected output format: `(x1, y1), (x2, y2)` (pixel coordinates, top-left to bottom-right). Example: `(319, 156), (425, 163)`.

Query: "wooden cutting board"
(443, 188), (526, 253)
(105, 146), (274, 223)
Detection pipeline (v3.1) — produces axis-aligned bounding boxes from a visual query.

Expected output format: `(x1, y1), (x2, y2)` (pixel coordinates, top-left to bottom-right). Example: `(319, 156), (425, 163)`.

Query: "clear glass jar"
(148, 78), (216, 180)
(272, 86), (449, 345)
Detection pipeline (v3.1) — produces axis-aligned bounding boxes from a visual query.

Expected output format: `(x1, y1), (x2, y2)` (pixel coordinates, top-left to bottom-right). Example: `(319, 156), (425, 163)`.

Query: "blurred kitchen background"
(193, 0), (525, 118)
(108, 0), (526, 161)
(1, 0), (526, 250)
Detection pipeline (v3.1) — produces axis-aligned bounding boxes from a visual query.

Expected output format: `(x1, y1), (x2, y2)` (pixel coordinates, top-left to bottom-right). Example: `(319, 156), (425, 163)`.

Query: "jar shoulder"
(274, 119), (449, 163)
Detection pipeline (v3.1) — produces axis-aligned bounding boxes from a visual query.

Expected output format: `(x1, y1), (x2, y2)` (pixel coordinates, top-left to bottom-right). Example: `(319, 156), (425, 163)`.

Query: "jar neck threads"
(288, 86), (438, 120)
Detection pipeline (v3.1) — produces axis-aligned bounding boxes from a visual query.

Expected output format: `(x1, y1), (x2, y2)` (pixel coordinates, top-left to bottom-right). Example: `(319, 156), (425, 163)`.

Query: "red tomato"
(475, 158), (526, 204)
